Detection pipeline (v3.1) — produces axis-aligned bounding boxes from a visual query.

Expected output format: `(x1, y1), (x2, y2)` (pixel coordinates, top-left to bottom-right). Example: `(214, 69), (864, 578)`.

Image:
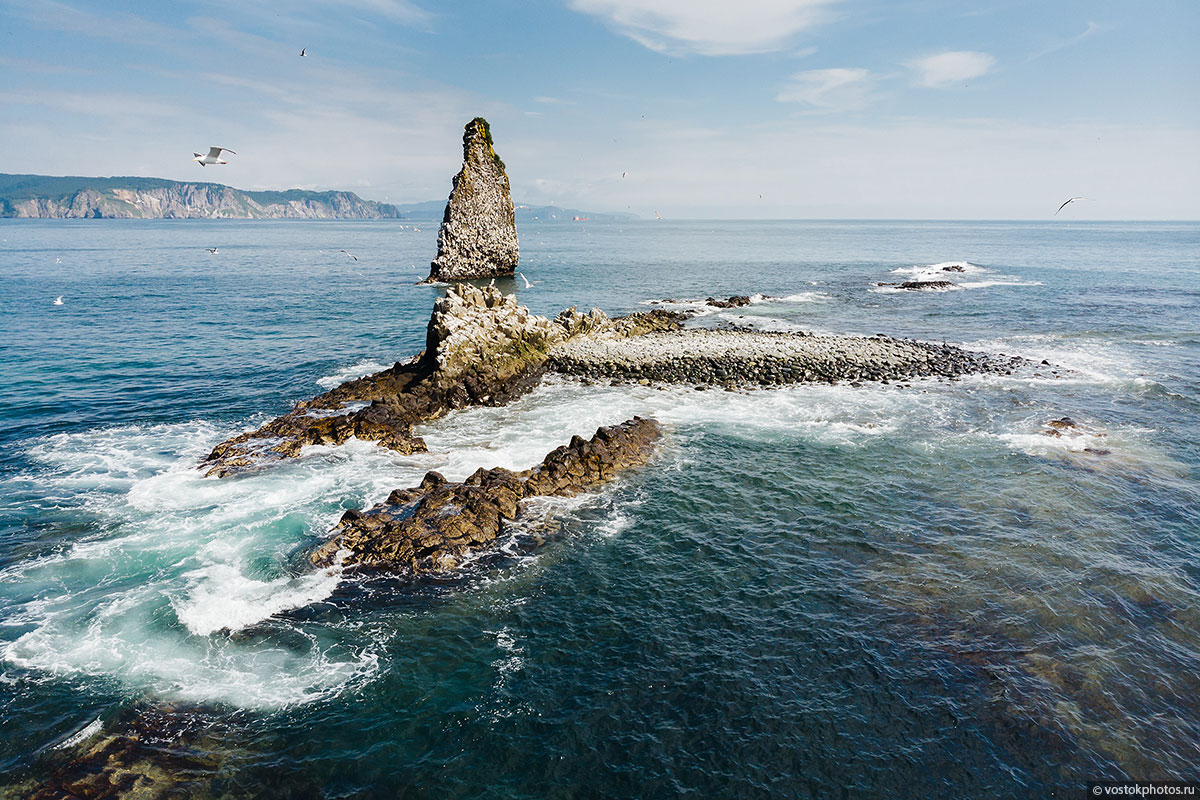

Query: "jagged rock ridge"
(425, 118), (519, 282)
(200, 284), (682, 477)
(311, 417), (663, 572)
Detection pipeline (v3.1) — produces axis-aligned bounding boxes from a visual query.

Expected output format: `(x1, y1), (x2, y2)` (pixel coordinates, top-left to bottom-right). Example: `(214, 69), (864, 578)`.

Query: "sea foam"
(316, 360), (390, 389)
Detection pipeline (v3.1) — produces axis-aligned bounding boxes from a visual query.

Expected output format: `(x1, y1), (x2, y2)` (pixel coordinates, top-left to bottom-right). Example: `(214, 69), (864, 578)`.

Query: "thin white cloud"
(565, 0), (839, 56)
(225, 0), (431, 26)
(907, 50), (995, 88)
(506, 117), (1200, 220)
(776, 68), (872, 111)
(1028, 21), (1104, 61)
(1, 0), (182, 47)
(0, 54), (91, 75)
(0, 89), (185, 119)
(331, 0), (430, 24)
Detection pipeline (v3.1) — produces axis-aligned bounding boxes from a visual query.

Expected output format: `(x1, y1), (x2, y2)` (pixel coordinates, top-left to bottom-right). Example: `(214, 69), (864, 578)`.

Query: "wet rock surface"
(877, 280), (958, 291)
(311, 417), (662, 572)
(425, 118), (519, 282)
(704, 295), (753, 308)
(12, 705), (230, 800)
(549, 328), (1018, 387)
(201, 285), (681, 477)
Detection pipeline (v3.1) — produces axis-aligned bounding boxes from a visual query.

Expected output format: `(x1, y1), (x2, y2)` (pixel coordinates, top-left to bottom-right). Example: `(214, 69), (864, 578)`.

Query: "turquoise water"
(1, 219), (1198, 797)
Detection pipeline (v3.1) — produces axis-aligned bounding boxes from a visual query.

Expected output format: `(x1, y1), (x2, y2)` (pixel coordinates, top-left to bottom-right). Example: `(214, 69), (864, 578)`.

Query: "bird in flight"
(340, 250), (358, 261)
(621, 172), (627, 179)
(654, 210), (662, 220)
(300, 48), (307, 56)
(1054, 197), (1088, 215)
(193, 147), (236, 167)
(53, 296), (64, 305)
(517, 271), (535, 289)
(206, 247), (219, 254)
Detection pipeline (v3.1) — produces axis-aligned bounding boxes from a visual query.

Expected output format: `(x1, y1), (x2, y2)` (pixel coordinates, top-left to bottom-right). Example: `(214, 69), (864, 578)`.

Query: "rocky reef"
(704, 295), (754, 309)
(877, 280), (958, 291)
(12, 704), (231, 800)
(425, 119), (519, 282)
(312, 417), (662, 572)
(200, 284), (681, 477)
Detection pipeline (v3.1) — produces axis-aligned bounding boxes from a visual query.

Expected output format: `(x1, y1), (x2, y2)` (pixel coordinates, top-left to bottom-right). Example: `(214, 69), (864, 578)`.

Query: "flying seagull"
(53, 296), (64, 305)
(1054, 197), (1087, 215)
(193, 147), (236, 167)
(654, 210), (662, 220)
(206, 247), (219, 254)
(517, 271), (535, 289)
(300, 48), (307, 56)
(340, 250), (358, 262)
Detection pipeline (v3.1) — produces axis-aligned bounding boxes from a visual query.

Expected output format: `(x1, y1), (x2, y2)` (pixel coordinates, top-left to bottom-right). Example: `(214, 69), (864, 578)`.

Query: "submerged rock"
(201, 285), (681, 477)
(424, 117), (519, 283)
(18, 704), (231, 800)
(311, 417), (663, 572)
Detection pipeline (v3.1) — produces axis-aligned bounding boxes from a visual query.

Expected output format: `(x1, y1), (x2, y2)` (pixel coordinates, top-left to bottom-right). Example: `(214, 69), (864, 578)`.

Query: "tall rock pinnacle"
(424, 117), (519, 283)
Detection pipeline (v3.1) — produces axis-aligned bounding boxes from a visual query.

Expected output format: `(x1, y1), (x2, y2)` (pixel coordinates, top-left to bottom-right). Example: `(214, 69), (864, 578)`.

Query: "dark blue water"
(1, 219), (1198, 797)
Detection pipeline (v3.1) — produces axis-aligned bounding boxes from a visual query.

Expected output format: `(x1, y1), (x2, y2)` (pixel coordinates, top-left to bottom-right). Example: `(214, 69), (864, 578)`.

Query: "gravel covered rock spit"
(548, 328), (1019, 387)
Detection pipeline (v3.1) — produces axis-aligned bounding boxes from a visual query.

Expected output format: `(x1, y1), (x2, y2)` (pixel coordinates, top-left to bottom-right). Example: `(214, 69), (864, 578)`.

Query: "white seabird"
(53, 296), (64, 305)
(517, 272), (535, 289)
(206, 247), (219, 254)
(1054, 197), (1088, 215)
(193, 147), (236, 167)
(340, 250), (358, 262)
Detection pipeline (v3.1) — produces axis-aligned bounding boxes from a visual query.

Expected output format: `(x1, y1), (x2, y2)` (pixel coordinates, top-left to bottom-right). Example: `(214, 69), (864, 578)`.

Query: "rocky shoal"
(548, 328), (1019, 387)
(201, 283), (1019, 478)
(200, 284), (681, 477)
(311, 416), (662, 573)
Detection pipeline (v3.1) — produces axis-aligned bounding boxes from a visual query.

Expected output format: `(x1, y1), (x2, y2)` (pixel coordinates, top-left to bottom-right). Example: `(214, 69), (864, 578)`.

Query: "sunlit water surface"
(1, 219), (1198, 797)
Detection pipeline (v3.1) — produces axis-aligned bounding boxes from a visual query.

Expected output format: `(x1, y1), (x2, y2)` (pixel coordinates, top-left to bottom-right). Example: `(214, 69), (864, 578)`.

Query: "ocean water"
(0, 219), (1198, 797)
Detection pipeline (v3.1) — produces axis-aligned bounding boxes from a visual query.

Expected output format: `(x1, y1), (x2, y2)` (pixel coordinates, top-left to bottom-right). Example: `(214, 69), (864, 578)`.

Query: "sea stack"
(424, 117), (519, 283)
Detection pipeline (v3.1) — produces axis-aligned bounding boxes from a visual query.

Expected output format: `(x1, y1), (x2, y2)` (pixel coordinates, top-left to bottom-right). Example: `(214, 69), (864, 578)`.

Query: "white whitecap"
(890, 260), (985, 278)
(775, 291), (829, 303)
(170, 558), (345, 637)
(957, 279), (1044, 289)
(316, 360), (389, 389)
(54, 717), (103, 750)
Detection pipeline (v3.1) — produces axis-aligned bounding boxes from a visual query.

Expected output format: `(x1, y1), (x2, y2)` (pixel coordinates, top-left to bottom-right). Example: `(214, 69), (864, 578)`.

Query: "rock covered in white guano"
(424, 118), (519, 282)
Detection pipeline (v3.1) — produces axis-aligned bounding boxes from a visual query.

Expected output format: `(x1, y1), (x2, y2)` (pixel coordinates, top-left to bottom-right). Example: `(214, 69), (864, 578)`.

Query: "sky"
(0, 0), (1197, 219)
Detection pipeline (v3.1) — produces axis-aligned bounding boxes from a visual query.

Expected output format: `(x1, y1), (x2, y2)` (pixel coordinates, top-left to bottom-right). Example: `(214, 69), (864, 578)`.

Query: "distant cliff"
(0, 174), (403, 219)
(0, 173), (640, 222)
